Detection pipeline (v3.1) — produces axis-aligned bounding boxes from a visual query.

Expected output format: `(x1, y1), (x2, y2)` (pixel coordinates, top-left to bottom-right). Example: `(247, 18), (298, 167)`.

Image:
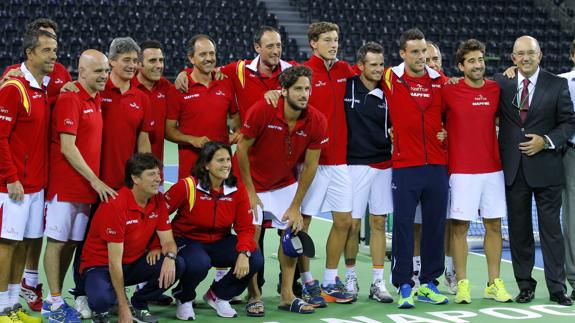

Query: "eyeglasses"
(511, 84), (535, 111)
(512, 51), (540, 58)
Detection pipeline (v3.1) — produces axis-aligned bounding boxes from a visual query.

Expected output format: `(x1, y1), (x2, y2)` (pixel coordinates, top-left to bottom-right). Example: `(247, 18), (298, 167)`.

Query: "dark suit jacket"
(495, 69), (575, 187)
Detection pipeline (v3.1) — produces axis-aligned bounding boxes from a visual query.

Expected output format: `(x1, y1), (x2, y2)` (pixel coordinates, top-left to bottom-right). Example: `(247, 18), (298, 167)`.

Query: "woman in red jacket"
(164, 141), (262, 320)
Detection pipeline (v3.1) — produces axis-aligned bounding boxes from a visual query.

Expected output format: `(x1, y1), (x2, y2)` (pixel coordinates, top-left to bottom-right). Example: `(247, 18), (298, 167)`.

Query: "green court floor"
(33, 215), (573, 323)
(28, 141), (574, 322)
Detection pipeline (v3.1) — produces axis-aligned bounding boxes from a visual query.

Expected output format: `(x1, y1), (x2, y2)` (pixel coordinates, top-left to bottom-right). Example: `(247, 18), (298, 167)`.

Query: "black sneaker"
(91, 311), (110, 323)
(132, 308), (158, 323)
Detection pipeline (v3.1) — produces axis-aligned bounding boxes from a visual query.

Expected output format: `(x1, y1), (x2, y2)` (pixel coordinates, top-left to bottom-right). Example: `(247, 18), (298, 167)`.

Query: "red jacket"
(382, 63), (448, 168)
(304, 55), (355, 165)
(0, 74), (50, 193)
(3, 62), (72, 107)
(164, 176), (256, 253)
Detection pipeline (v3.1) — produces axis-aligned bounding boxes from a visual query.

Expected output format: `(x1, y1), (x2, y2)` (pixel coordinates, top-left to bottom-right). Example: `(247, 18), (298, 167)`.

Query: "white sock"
(49, 294), (64, 309)
(413, 256), (421, 273)
(0, 290), (9, 311)
(301, 271), (314, 284)
(23, 270), (39, 288)
(7, 284), (20, 307)
(137, 282), (147, 290)
(372, 266), (384, 283)
(345, 266), (356, 278)
(214, 268), (228, 282)
(445, 256), (455, 275)
(322, 268), (338, 287)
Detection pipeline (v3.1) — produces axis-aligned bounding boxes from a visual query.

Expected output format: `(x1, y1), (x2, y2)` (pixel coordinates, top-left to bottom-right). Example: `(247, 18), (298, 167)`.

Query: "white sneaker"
(345, 274), (359, 301)
(369, 279), (393, 303)
(203, 289), (237, 318)
(444, 272), (457, 295)
(176, 300), (196, 321)
(75, 295), (92, 319)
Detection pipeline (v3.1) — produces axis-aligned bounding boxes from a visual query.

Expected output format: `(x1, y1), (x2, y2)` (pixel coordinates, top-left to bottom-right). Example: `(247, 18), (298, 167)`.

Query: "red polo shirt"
(0, 74), (50, 193)
(167, 72), (236, 179)
(304, 55), (355, 165)
(443, 80), (502, 174)
(241, 99), (328, 192)
(219, 57), (295, 121)
(80, 187), (171, 272)
(47, 82), (103, 204)
(100, 79), (154, 189)
(131, 76), (173, 162)
(3, 62), (72, 107)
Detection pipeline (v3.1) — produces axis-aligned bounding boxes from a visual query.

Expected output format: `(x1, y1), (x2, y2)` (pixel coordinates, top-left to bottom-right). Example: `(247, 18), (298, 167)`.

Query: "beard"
(286, 95), (308, 111)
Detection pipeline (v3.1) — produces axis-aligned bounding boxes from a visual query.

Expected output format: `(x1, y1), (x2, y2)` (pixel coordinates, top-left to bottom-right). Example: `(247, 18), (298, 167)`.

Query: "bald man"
(494, 36), (575, 305)
(42, 50), (117, 320)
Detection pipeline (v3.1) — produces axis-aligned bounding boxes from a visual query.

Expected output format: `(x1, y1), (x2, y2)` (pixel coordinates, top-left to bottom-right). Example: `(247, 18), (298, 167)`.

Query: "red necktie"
(520, 78), (530, 122)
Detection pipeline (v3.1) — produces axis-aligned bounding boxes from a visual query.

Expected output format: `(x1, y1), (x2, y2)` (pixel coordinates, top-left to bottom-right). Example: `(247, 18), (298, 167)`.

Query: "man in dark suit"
(495, 35), (575, 306)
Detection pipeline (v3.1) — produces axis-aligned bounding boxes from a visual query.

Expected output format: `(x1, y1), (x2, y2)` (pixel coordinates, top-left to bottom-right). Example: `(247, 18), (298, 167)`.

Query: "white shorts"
(0, 190), (45, 241)
(301, 165), (353, 215)
(448, 171), (507, 221)
(44, 195), (91, 242)
(348, 165), (393, 219)
(253, 183), (297, 230)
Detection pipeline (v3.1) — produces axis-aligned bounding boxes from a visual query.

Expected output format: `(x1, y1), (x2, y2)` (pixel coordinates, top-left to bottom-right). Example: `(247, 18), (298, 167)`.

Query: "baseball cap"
(281, 227), (315, 258)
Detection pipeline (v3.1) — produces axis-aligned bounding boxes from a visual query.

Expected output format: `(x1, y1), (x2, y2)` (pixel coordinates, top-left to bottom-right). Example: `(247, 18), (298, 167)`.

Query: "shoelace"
(305, 282), (321, 296)
(8, 310), (20, 322)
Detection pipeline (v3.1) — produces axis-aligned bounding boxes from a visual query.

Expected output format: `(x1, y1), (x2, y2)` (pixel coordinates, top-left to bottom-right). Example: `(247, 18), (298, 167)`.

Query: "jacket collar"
(246, 55), (292, 73)
(391, 62), (441, 80)
(20, 62), (51, 90)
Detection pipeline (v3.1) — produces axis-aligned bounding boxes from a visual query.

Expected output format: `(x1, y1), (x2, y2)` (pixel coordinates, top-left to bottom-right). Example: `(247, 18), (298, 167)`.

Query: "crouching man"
(80, 153), (183, 323)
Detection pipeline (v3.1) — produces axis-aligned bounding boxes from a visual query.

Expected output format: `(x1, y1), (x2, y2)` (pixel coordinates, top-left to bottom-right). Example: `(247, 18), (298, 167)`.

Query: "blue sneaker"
(417, 281), (449, 305)
(321, 277), (354, 304)
(48, 302), (81, 323)
(302, 280), (327, 308)
(397, 283), (416, 309)
(41, 300), (51, 317)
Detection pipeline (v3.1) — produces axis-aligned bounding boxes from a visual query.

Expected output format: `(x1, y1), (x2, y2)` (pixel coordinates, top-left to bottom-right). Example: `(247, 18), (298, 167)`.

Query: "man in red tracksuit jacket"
(382, 28), (449, 309)
(300, 21), (356, 305)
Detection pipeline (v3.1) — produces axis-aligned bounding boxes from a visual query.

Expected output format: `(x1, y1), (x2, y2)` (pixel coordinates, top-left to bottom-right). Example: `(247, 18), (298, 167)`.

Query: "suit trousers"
(562, 147), (575, 289)
(506, 163), (567, 294)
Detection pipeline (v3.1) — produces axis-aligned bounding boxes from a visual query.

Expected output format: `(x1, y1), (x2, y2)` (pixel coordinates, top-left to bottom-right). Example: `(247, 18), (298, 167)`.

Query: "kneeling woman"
(165, 141), (263, 320)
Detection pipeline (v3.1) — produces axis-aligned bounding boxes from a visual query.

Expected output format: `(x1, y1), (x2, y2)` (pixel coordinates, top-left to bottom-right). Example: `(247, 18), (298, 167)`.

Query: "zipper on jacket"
(23, 155), (28, 180)
(327, 70), (338, 163)
(421, 111), (428, 164)
(211, 193), (219, 242)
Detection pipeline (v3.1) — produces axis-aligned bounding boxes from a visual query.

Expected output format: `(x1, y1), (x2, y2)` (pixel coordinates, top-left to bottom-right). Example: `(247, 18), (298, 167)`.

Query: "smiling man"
(0, 29), (56, 323)
(41, 50), (116, 323)
(341, 42), (393, 304)
(382, 28), (449, 309)
(494, 35), (575, 306)
(70, 38), (155, 319)
(132, 40), (174, 164)
(165, 34), (237, 180)
(442, 39), (512, 305)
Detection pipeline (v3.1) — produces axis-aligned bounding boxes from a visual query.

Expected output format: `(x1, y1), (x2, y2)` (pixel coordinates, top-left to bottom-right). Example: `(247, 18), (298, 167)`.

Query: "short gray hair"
(109, 37), (140, 60)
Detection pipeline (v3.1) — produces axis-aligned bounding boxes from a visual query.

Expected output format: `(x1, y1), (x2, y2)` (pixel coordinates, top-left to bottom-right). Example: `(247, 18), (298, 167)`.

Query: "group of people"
(1, 15), (575, 323)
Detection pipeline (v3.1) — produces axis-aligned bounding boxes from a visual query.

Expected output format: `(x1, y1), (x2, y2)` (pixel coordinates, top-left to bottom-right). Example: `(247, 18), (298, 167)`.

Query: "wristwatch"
(240, 250), (251, 258)
(166, 252), (177, 260)
(543, 136), (550, 149)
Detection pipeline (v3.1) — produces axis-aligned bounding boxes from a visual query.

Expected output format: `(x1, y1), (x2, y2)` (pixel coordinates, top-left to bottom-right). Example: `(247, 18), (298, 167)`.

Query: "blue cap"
(281, 227), (315, 258)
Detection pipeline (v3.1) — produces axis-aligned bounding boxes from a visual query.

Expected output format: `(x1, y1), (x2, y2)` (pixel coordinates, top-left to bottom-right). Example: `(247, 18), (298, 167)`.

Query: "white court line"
(469, 251), (543, 271)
